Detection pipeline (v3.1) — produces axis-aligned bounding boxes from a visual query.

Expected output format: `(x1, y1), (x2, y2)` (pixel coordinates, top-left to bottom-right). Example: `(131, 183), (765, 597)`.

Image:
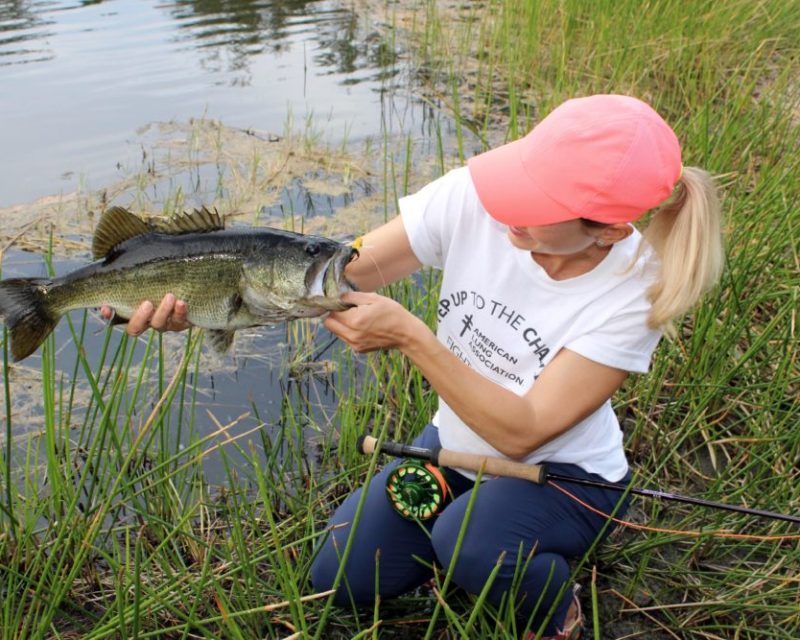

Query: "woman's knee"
(310, 469), (437, 604)
(431, 519), (572, 626)
(428, 482), (572, 601)
(430, 507), (506, 593)
(310, 425), (445, 603)
(310, 537), (384, 605)
(309, 497), (370, 603)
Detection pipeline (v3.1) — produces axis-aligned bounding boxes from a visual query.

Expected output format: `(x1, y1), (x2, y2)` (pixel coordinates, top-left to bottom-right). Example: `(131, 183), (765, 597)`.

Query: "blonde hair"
(641, 166), (724, 334)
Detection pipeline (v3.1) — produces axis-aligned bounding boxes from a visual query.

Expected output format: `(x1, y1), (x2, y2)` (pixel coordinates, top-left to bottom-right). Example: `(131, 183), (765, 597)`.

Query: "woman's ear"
(596, 223), (634, 246)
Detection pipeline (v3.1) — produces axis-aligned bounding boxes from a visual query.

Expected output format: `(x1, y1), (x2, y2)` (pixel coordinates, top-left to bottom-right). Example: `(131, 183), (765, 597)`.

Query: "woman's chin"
(506, 230), (534, 249)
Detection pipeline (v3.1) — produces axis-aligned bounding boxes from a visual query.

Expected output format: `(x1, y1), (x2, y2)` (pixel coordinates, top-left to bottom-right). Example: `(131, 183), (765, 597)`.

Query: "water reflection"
(0, 0), (406, 206)
(167, 0), (399, 86)
(0, 0), (57, 66)
(0, 0), (398, 82)
(171, 0), (323, 49)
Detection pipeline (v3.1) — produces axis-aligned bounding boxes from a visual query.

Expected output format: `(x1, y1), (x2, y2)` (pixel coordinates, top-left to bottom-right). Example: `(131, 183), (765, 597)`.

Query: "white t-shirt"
(399, 167), (663, 482)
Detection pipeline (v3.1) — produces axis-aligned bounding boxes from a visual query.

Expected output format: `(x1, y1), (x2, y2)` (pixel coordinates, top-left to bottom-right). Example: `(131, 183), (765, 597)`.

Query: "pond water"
(0, 0), (459, 479)
(1, 0), (411, 206)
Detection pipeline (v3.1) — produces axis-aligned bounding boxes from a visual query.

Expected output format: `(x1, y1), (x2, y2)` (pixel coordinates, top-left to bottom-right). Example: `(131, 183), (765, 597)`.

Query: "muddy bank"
(1, 118), (396, 259)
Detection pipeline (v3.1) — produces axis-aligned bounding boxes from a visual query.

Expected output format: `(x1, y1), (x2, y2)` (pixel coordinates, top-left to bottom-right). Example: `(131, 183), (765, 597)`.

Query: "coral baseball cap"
(467, 94), (682, 226)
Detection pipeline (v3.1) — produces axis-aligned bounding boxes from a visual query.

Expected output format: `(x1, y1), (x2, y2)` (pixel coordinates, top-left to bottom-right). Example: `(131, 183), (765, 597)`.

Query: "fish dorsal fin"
(152, 207), (225, 235)
(92, 207), (152, 260)
(92, 207), (225, 259)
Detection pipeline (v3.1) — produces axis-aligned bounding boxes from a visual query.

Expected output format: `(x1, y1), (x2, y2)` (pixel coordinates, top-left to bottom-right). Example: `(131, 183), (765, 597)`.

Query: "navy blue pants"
(311, 425), (630, 634)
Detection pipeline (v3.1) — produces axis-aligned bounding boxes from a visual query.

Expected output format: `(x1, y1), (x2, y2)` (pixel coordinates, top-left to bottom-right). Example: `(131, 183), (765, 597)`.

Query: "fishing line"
(546, 481), (800, 542)
(352, 238), (388, 289)
(310, 335), (339, 362)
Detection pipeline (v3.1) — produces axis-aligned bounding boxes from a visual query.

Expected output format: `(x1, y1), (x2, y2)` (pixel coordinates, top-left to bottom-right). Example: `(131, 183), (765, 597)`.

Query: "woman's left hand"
(323, 291), (424, 353)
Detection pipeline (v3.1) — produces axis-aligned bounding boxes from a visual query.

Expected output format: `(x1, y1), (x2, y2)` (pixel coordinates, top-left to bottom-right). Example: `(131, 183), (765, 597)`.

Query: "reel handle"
(358, 435), (547, 484)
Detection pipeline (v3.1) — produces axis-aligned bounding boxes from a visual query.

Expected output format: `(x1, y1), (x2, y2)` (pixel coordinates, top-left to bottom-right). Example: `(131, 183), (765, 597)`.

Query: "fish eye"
(305, 242), (321, 257)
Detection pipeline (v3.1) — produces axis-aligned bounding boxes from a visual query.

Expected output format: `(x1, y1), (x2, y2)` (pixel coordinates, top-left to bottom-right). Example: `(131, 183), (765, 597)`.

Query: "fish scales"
(45, 252), (249, 327)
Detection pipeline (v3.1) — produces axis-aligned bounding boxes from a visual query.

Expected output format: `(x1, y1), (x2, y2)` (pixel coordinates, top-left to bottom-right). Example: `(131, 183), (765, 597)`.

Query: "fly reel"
(386, 459), (450, 521)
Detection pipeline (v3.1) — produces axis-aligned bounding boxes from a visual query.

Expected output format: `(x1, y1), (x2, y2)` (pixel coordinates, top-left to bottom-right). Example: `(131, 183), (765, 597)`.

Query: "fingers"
(123, 294), (191, 336)
(329, 291), (384, 324)
(150, 293), (177, 330)
(325, 302), (364, 332)
(339, 290), (377, 305)
(323, 296), (403, 353)
(323, 314), (350, 338)
(323, 315), (371, 353)
(126, 300), (155, 336)
(172, 299), (189, 328)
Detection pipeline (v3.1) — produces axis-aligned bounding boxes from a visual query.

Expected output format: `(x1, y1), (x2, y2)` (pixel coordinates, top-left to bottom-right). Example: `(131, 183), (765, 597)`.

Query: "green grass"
(2, 0), (800, 638)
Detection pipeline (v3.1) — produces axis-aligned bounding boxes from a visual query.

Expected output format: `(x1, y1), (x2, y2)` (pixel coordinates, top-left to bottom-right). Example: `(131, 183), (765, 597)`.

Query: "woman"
(114, 95), (724, 638)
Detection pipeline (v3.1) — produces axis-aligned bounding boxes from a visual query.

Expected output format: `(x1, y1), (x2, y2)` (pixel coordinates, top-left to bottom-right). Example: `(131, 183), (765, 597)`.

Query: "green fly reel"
(386, 459), (450, 521)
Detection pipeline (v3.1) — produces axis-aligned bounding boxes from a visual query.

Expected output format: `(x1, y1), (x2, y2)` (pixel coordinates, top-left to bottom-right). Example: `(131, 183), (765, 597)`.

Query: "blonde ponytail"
(642, 166), (724, 333)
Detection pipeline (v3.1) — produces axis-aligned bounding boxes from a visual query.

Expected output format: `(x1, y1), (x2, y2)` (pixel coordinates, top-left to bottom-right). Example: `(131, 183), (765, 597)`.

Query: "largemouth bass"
(0, 207), (358, 361)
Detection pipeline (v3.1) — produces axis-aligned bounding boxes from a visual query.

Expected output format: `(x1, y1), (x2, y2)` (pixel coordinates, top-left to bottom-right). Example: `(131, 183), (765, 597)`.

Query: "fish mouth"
(307, 245), (358, 306)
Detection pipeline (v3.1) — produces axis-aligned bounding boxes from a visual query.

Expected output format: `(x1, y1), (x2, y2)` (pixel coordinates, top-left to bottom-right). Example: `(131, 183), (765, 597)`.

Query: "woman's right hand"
(100, 293), (191, 336)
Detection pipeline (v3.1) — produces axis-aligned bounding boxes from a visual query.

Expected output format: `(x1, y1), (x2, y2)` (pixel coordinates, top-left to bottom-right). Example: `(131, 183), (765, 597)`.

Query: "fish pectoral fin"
(240, 285), (289, 319)
(205, 329), (236, 354)
(92, 207), (153, 260)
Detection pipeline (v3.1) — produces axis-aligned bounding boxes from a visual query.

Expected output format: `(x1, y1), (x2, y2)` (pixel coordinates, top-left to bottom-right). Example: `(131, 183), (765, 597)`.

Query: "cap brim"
(467, 138), (576, 227)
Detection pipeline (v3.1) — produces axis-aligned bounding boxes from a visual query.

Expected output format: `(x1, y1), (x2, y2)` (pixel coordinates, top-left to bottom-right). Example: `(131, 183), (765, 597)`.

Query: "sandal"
(531, 583), (584, 640)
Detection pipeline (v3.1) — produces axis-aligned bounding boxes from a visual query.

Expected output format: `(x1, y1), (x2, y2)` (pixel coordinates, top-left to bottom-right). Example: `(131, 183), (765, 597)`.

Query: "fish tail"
(0, 278), (61, 361)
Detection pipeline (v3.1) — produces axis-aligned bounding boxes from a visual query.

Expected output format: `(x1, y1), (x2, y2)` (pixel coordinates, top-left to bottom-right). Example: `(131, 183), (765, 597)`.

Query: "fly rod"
(358, 435), (800, 525)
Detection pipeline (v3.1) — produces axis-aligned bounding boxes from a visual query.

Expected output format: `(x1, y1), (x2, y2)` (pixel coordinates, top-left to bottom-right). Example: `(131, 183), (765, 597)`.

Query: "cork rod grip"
(359, 436), (379, 455)
(357, 435), (547, 485)
(436, 449), (547, 484)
